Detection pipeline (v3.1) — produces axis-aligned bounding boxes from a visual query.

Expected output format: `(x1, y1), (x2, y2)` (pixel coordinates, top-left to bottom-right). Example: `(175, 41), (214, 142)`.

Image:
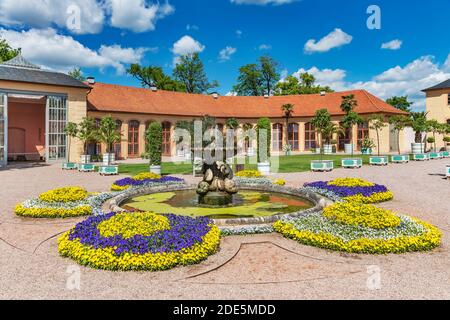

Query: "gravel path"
(0, 160), (449, 299)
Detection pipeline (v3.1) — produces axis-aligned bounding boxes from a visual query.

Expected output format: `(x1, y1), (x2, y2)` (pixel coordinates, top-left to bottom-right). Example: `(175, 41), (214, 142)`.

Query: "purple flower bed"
(304, 181), (388, 197)
(68, 213), (212, 256)
(113, 176), (184, 187)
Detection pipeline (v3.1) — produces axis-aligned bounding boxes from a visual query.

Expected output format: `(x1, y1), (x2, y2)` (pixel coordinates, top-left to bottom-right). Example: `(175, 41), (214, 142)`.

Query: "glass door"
(46, 96), (67, 161)
(0, 94), (6, 167)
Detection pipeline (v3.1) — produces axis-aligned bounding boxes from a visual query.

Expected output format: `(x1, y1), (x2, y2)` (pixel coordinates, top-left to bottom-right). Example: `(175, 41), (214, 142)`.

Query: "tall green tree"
(64, 122), (78, 163)
(281, 103), (295, 148)
(233, 63), (264, 96)
(386, 96), (413, 113)
(96, 116), (122, 165)
(173, 53), (218, 94)
(146, 122), (163, 166)
(259, 56), (280, 95)
(311, 109), (332, 159)
(389, 115), (410, 155)
(127, 64), (185, 91)
(68, 68), (86, 81)
(340, 94), (362, 157)
(0, 39), (20, 63)
(427, 119), (442, 151)
(77, 117), (97, 156)
(409, 112), (428, 148)
(368, 114), (387, 156)
(275, 72), (334, 95)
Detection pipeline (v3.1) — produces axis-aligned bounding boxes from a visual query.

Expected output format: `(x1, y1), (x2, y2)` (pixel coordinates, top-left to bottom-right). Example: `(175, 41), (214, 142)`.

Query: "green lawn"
(119, 154), (377, 176)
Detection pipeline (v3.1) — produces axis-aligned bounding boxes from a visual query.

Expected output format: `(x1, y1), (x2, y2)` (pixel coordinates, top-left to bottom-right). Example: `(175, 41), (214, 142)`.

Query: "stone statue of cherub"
(196, 161), (238, 196)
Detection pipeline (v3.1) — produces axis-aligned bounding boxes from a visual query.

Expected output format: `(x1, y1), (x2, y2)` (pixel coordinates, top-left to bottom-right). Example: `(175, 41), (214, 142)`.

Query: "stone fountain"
(196, 161), (238, 206)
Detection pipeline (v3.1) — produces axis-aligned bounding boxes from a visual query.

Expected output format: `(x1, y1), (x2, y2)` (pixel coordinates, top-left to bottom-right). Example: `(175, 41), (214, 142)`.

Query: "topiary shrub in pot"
(256, 117), (271, 174)
(146, 122), (163, 175)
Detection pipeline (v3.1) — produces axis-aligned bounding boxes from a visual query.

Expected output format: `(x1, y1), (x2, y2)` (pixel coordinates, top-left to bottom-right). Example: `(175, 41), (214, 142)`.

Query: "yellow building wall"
(0, 80), (89, 162)
(426, 88), (450, 150)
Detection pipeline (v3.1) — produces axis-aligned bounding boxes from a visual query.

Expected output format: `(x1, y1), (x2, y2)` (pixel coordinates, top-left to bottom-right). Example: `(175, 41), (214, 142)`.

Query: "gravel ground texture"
(0, 160), (449, 300)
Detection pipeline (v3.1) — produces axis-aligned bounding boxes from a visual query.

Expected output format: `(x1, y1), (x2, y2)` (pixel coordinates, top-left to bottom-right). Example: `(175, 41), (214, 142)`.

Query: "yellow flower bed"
(14, 204), (92, 218)
(344, 191), (394, 204)
(111, 184), (130, 192)
(328, 178), (374, 187)
(273, 219), (441, 254)
(323, 202), (401, 229)
(58, 225), (221, 271)
(235, 170), (263, 178)
(132, 172), (161, 181)
(39, 186), (88, 203)
(273, 179), (286, 186)
(97, 212), (170, 239)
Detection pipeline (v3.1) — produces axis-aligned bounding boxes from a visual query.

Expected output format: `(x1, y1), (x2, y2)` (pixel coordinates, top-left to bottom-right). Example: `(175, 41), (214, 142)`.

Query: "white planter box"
(257, 162), (271, 175)
(247, 147), (255, 157)
(102, 153), (115, 165)
(446, 165), (450, 179)
(150, 165), (162, 175)
(311, 160), (333, 172)
(369, 156), (388, 166)
(411, 143), (425, 154)
(99, 165), (118, 175)
(391, 154), (410, 163)
(323, 144), (333, 155)
(344, 144), (354, 154)
(412, 153), (430, 161)
(80, 155), (91, 164)
(342, 158), (363, 168)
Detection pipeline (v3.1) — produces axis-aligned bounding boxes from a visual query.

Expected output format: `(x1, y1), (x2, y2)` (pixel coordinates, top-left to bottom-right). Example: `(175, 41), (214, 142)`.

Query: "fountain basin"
(106, 182), (330, 226)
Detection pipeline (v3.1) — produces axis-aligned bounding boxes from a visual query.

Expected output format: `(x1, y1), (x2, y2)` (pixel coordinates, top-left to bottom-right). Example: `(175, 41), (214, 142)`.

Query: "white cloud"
(109, 0), (174, 33)
(218, 46), (237, 62)
(258, 44), (272, 50)
(304, 28), (353, 53)
(284, 55), (450, 110)
(171, 35), (205, 66)
(172, 35), (205, 56)
(381, 39), (402, 50)
(0, 0), (105, 34)
(292, 67), (347, 91)
(0, 28), (149, 74)
(231, 0), (296, 5)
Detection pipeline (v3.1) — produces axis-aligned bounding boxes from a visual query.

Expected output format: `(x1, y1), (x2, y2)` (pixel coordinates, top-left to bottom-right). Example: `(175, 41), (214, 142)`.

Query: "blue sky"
(1, 0), (450, 109)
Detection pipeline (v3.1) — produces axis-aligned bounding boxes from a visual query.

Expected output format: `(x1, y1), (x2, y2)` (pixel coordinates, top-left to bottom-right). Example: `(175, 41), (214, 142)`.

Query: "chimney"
(86, 76), (95, 85)
(320, 91), (326, 96)
(150, 82), (158, 92)
(211, 92), (219, 99)
(264, 94), (269, 99)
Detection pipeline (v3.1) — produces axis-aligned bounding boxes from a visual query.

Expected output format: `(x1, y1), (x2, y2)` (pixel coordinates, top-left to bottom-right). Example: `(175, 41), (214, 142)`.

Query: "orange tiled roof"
(87, 82), (407, 118)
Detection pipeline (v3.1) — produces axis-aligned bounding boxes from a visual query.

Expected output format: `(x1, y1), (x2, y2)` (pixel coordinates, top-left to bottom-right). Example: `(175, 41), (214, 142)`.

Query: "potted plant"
(97, 115), (121, 175)
(281, 103), (294, 155)
(361, 138), (375, 155)
(310, 109), (334, 171)
(368, 114), (387, 156)
(256, 117), (271, 174)
(62, 122), (78, 170)
(322, 123), (342, 155)
(409, 112), (428, 154)
(340, 94), (362, 156)
(77, 117), (97, 171)
(444, 136), (450, 152)
(146, 122), (163, 175)
(389, 115), (410, 163)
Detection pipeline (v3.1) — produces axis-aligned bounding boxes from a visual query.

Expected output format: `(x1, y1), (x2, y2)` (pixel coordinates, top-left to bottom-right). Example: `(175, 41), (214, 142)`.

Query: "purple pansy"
(304, 181), (388, 197)
(68, 213), (212, 256)
(113, 176), (184, 187)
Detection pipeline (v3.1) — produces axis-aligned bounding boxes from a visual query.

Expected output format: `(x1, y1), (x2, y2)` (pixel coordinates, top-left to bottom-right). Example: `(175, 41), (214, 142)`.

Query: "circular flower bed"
(39, 186), (88, 203)
(303, 178), (393, 204)
(15, 187), (114, 218)
(58, 212), (220, 271)
(111, 175), (184, 191)
(322, 202), (401, 229)
(274, 211), (441, 254)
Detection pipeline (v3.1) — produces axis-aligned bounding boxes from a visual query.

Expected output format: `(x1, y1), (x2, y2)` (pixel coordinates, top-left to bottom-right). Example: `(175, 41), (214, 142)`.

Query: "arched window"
(128, 120), (139, 157)
(113, 120), (122, 159)
(272, 123), (283, 151)
(304, 122), (316, 150)
(288, 123), (299, 151)
(357, 122), (369, 150)
(162, 121), (171, 156)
